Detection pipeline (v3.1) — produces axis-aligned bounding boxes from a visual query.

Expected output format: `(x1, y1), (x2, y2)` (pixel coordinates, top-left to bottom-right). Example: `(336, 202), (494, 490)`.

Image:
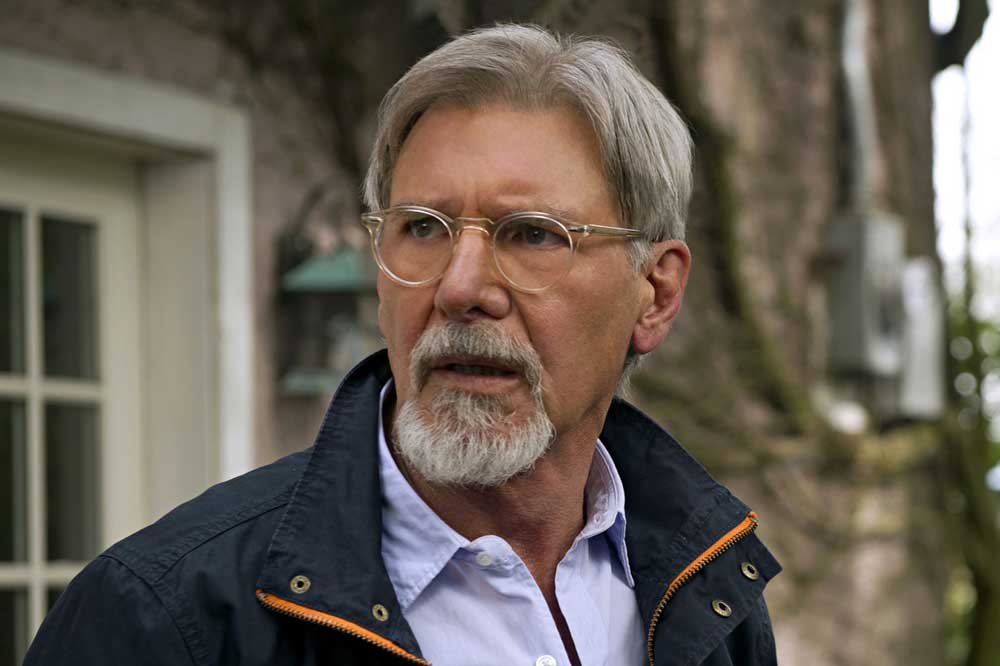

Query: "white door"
(0, 130), (145, 664)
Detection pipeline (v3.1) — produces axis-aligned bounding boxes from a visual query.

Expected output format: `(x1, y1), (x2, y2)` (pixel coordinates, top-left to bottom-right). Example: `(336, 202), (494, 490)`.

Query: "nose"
(433, 226), (511, 321)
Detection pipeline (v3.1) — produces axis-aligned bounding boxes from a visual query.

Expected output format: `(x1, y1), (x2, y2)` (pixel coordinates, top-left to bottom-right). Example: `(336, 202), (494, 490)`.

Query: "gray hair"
(363, 23), (693, 271)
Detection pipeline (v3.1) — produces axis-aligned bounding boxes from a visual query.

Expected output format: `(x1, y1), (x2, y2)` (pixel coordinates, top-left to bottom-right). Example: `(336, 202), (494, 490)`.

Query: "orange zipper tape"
(256, 590), (429, 665)
(645, 511), (759, 666)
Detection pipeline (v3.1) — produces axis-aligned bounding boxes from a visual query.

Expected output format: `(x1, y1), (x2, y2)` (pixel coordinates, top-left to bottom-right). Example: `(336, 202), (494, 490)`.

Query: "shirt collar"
(378, 381), (635, 610)
(583, 432), (635, 586)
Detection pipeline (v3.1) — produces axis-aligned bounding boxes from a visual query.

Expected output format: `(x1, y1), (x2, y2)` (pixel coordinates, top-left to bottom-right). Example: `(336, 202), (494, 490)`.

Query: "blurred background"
(0, 0), (998, 663)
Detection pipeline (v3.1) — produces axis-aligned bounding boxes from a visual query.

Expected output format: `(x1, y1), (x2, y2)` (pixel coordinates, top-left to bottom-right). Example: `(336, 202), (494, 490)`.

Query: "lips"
(432, 356), (520, 378)
(446, 363), (515, 376)
(408, 322), (543, 394)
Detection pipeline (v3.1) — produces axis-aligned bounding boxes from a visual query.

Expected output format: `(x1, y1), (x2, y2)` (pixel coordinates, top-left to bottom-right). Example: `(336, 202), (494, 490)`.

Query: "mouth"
(407, 323), (544, 398)
(440, 362), (517, 377)
(424, 356), (522, 389)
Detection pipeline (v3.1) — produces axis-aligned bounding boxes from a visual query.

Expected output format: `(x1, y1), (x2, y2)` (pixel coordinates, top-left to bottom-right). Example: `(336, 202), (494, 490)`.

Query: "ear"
(632, 240), (691, 354)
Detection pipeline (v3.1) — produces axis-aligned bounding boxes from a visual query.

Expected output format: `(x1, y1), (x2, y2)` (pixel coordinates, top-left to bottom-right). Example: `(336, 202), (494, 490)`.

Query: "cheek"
(375, 285), (396, 351)
(377, 279), (423, 343)
(531, 285), (638, 385)
(529, 306), (602, 383)
(377, 281), (438, 399)
(376, 285), (414, 389)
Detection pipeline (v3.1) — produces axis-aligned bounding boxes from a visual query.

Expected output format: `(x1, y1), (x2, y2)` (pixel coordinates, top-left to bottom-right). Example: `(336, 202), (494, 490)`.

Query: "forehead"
(389, 104), (615, 220)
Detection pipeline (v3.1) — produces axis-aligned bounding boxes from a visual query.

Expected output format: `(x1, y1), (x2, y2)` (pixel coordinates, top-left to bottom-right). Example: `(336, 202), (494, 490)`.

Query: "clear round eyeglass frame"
(360, 205), (645, 293)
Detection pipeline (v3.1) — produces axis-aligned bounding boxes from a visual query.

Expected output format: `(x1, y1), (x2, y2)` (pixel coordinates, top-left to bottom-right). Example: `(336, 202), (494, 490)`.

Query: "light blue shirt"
(378, 383), (645, 666)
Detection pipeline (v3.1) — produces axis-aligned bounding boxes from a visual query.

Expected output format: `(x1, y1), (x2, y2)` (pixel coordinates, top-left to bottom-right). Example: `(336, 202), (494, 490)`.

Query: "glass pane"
(42, 216), (98, 379)
(0, 400), (27, 562)
(0, 588), (28, 666)
(46, 402), (100, 561)
(0, 207), (25, 374)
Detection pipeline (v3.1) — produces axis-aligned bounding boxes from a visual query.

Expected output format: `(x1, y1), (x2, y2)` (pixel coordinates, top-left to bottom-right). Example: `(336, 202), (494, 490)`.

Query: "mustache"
(409, 322), (544, 396)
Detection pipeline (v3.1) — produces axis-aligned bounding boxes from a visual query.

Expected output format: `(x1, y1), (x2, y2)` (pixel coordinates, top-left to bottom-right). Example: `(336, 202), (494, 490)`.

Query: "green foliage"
(942, 289), (1000, 666)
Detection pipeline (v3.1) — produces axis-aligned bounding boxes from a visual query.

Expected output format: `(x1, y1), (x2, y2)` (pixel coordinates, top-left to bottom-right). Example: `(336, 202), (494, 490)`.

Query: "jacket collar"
(257, 350), (774, 662)
(256, 351), (424, 658)
(600, 399), (757, 621)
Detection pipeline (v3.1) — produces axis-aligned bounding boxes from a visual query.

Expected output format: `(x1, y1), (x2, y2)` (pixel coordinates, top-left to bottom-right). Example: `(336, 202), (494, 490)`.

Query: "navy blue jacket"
(25, 350), (780, 665)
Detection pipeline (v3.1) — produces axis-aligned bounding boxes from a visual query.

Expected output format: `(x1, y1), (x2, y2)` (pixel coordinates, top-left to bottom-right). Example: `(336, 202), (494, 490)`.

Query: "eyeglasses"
(361, 205), (644, 293)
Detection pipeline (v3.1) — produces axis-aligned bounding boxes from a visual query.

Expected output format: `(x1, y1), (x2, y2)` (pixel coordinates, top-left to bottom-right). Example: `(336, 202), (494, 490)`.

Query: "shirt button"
(535, 656), (558, 666)
(475, 552), (494, 567)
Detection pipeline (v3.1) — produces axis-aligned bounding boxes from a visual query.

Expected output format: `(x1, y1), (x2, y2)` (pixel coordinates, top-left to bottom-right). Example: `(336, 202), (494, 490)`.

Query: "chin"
(392, 388), (556, 488)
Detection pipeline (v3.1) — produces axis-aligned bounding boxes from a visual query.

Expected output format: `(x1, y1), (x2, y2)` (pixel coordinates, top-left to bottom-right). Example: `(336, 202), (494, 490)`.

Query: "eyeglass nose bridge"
(451, 216), (495, 236)
(445, 214), (571, 294)
(443, 217), (501, 283)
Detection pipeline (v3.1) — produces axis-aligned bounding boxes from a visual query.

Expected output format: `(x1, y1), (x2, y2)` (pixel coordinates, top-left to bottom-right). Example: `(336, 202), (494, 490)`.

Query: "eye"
(499, 217), (569, 249)
(386, 211), (449, 243)
(406, 217), (441, 239)
(520, 224), (554, 246)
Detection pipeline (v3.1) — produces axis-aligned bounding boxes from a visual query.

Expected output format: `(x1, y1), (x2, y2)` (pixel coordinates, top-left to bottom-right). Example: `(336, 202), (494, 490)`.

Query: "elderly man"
(26, 24), (780, 666)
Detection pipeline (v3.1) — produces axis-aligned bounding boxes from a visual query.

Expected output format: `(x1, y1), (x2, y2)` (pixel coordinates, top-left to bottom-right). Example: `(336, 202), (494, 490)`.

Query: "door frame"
(0, 47), (256, 501)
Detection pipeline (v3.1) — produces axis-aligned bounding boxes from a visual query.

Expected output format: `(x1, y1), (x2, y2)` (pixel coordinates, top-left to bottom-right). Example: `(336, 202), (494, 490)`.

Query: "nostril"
(434, 263), (511, 321)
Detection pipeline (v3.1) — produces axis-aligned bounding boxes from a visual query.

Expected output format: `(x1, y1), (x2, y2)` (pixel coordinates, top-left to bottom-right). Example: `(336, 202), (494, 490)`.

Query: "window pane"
(46, 402), (100, 561)
(0, 207), (25, 374)
(42, 216), (98, 379)
(0, 400), (27, 562)
(0, 589), (28, 666)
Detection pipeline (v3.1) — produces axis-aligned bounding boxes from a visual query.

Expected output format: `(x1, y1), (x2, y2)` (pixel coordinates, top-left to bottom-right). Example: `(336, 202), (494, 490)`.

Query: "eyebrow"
(516, 202), (582, 224)
(390, 198), (462, 214)
(388, 199), (584, 224)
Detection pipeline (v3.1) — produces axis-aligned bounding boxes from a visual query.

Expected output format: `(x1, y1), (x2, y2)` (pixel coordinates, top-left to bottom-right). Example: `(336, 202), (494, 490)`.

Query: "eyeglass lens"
(375, 210), (574, 290)
(377, 209), (453, 283)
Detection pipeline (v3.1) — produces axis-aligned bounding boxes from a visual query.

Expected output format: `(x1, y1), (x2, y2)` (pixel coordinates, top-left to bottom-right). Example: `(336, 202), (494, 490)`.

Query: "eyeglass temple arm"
(567, 223), (645, 238)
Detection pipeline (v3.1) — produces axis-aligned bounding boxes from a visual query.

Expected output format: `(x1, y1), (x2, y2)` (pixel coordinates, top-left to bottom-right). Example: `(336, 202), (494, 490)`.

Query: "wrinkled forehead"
(374, 104), (641, 261)
(381, 99), (622, 213)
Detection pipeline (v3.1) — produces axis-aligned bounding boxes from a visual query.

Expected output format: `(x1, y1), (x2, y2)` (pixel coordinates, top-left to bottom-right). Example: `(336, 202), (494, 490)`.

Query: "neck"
(385, 396), (606, 580)
(402, 439), (595, 572)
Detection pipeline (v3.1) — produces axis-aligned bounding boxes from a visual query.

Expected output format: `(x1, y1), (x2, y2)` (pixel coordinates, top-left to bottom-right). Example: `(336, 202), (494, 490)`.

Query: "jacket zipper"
(645, 511), (759, 666)
(256, 590), (430, 665)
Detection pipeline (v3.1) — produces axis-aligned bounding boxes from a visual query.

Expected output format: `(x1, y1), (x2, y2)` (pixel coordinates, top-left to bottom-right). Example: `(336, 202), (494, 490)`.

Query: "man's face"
(380, 103), (653, 462)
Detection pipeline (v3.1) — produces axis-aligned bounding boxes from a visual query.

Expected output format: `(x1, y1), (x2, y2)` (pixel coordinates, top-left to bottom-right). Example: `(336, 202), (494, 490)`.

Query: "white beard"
(391, 323), (556, 488)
